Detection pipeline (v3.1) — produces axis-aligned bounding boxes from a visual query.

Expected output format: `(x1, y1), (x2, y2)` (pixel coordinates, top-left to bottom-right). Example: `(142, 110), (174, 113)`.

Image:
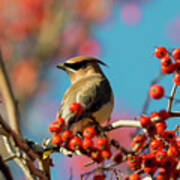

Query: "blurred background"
(0, 0), (180, 179)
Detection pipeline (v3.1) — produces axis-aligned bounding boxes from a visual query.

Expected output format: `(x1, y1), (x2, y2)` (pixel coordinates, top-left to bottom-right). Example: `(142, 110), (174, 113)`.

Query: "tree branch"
(167, 83), (177, 112)
(0, 154), (13, 180)
(0, 50), (51, 180)
(103, 120), (141, 131)
(0, 51), (20, 135)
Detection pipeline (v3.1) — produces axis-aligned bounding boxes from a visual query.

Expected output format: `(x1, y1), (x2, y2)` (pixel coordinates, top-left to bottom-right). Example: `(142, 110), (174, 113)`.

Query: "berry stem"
(167, 83), (177, 112)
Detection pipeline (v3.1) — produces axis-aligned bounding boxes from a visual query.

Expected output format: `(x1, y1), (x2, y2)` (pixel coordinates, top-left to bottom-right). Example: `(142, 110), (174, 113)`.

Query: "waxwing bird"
(56, 56), (114, 134)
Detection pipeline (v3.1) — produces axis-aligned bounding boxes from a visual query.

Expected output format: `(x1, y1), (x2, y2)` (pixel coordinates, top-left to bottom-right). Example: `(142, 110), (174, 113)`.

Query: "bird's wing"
(58, 74), (113, 127)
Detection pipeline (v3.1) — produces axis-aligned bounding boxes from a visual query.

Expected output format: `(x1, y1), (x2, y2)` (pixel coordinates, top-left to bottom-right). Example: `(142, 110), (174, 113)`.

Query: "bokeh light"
(166, 16), (180, 43)
(120, 3), (141, 26)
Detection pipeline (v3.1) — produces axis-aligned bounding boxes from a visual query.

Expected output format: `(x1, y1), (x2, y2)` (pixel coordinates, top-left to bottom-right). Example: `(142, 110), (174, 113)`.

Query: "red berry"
(150, 139), (164, 152)
(170, 170), (180, 179)
(83, 126), (96, 139)
(149, 84), (164, 99)
(160, 57), (172, 66)
(163, 157), (176, 170)
(155, 121), (166, 135)
(48, 121), (61, 134)
(173, 72), (180, 85)
(144, 167), (157, 176)
(101, 149), (111, 159)
(51, 134), (62, 146)
(82, 139), (94, 151)
(155, 172), (168, 180)
(93, 174), (105, 180)
(159, 168), (166, 174)
(167, 144), (178, 158)
(91, 149), (103, 162)
(96, 137), (108, 150)
(123, 177), (129, 180)
(147, 124), (157, 137)
(159, 109), (170, 121)
(164, 130), (176, 142)
(176, 136), (180, 148)
(139, 115), (151, 128)
(175, 61), (180, 68)
(155, 150), (167, 163)
(61, 129), (73, 142)
(129, 173), (141, 180)
(113, 152), (123, 163)
(56, 116), (65, 129)
(131, 135), (146, 152)
(142, 153), (156, 168)
(151, 110), (169, 122)
(128, 155), (141, 164)
(154, 46), (168, 59)
(128, 162), (141, 171)
(161, 63), (175, 74)
(151, 111), (159, 118)
(68, 136), (82, 150)
(172, 48), (180, 61)
(128, 155), (141, 171)
(69, 102), (83, 116)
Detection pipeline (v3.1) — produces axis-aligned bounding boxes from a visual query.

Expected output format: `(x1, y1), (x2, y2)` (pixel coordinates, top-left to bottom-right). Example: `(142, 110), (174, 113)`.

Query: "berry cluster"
(127, 110), (180, 180)
(149, 47), (180, 100)
(154, 47), (180, 85)
(49, 102), (83, 147)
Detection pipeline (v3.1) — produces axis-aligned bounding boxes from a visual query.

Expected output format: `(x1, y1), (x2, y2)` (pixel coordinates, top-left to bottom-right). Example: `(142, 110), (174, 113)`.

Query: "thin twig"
(112, 168), (121, 180)
(3, 154), (16, 163)
(167, 83), (177, 112)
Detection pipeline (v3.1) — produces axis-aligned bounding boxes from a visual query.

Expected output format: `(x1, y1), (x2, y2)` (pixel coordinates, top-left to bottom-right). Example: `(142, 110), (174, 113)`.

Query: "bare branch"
(0, 154), (13, 180)
(0, 51), (51, 179)
(3, 154), (16, 163)
(0, 51), (20, 135)
(0, 115), (37, 160)
(103, 120), (141, 131)
(0, 126), (9, 136)
(0, 115), (49, 180)
(2, 137), (35, 180)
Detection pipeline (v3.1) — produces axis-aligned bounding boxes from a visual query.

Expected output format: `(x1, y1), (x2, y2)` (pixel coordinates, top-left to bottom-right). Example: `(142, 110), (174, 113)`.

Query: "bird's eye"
(64, 61), (87, 70)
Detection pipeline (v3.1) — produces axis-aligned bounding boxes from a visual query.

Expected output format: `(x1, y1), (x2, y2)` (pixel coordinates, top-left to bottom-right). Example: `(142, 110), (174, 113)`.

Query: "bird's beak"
(56, 63), (66, 71)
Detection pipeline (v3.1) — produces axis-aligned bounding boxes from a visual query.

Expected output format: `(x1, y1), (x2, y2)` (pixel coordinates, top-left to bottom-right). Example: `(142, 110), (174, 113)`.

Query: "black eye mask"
(64, 61), (87, 70)
(64, 59), (107, 71)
